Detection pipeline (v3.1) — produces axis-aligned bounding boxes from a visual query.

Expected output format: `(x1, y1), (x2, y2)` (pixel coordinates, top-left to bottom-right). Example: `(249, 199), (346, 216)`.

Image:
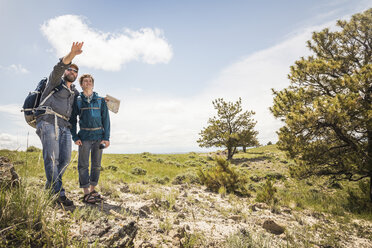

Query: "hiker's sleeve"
(44, 58), (70, 96)
(101, 99), (110, 141)
(70, 99), (79, 142)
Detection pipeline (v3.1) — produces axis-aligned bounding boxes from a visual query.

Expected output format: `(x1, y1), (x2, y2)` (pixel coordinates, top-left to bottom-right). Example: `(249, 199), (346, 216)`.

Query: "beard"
(63, 73), (77, 83)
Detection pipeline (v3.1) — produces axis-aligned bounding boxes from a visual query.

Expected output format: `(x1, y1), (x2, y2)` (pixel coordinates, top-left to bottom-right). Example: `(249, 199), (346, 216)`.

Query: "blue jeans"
(36, 120), (71, 196)
(78, 140), (103, 188)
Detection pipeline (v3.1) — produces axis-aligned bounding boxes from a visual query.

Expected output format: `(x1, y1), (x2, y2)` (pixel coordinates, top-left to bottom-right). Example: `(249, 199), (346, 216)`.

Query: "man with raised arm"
(36, 42), (84, 206)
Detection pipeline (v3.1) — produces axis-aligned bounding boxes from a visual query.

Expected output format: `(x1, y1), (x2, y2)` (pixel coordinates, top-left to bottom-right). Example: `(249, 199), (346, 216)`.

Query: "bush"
(185, 160), (201, 167)
(172, 172), (201, 185)
(152, 176), (170, 185)
(197, 157), (250, 196)
(265, 172), (286, 180)
(256, 179), (277, 205)
(225, 229), (254, 248)
(26, 146), (41, 152)
(156, 158), (165, 163)
(0, 183), (70, 247)
(131, 167), (147, 175)
(344, 180), (372, 215)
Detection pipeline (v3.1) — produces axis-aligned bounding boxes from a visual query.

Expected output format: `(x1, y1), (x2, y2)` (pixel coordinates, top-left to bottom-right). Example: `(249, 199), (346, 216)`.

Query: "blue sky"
(0, 0), (370, 153)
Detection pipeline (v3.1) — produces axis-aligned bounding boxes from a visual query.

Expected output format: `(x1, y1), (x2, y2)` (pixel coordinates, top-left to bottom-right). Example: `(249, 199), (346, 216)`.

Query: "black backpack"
(22, 77), (63, 128)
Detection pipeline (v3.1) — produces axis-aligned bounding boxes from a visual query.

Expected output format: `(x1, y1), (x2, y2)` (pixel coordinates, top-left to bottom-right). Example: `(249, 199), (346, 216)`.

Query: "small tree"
(198, 98), (259, 160)
(239, 129), (260, 152)
(271, 9), (372, 201)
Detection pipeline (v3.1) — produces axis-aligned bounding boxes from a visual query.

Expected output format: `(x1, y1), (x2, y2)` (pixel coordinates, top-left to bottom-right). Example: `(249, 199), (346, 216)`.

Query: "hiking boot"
(57, 195), (74, 206)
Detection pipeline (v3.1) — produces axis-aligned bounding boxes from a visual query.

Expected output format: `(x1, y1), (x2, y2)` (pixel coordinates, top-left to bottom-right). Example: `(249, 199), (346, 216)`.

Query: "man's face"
(81, 77), (94, 91)
(63, 67), (78, 82)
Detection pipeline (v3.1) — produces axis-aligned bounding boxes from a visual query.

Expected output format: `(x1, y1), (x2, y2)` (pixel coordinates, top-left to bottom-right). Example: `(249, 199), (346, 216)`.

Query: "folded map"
(105, 94), (120, 113)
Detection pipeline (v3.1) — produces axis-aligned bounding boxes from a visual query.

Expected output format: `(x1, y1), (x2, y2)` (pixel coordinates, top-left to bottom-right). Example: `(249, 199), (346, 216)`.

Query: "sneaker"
(57, 195), (74, 206)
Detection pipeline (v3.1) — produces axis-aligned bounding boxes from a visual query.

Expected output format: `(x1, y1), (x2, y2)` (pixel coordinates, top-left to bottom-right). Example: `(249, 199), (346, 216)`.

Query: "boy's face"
(81, 77), (94, 91)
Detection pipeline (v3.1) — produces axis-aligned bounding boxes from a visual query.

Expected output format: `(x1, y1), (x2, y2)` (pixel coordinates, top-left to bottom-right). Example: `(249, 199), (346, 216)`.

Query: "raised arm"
(62, 42), (84, 65)
(44, 42), (84, 94)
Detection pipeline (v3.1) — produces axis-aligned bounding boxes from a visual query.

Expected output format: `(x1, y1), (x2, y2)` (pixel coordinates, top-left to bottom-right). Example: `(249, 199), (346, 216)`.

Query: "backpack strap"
(39, 82), (64, 106)
(77, 96), (103, 114)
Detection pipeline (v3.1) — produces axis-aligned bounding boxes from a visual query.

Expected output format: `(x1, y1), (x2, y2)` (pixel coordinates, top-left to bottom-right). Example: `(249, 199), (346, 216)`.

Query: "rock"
(281, 207), (292, 214)
(250, 202), (269, 211)
(139, 241), (154, 248)
(177, 213), (186, 219)
(101, 221), (138, 247)
(109, 209), (126, 219)
(139, 209), (149, 218)
(153, 198), (170, 209)
(262, 219), (285, 235)
(120, 183), (130, 193)
(140, 205), (152, 215)
(229, 215), (242, 221)
(0, 156), (20, 187)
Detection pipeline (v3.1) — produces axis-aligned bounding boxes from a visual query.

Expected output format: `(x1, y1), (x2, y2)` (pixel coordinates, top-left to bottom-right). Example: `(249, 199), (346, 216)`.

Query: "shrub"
(131, 167), (147, 175)
(344, 180), (372, 215)
(250, 175), (263, 182)
(26, 146), (41, 152)
(167, 161), (184, 167)
(265, 172), (285, 180)
(256, 179), (277, 205)
(197, 157), (250, 196)
(172, 172), (200, 185)
(152, 176), (170, 185)
(0, 182), (70, 247)
(156, 158), (165, 163)
(225, 229), (254, 248)
(185, 160), (201, 167)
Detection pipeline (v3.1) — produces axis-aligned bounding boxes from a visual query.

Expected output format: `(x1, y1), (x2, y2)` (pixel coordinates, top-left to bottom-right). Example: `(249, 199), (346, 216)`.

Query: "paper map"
(105, 94), (120, 113)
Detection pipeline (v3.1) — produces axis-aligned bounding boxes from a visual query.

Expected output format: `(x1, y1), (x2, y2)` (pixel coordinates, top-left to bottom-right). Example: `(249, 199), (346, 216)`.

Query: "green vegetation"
(198, 156), (250, 196)
(271, 8), (372, 201)
(198, 98), (259, 160)
(256, 179), (278, 205)
(1, 142), (372, 246)
(0, 181), (70, 247)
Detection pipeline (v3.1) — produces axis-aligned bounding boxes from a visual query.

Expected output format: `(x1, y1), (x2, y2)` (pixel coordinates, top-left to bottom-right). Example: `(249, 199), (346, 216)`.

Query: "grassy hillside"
(1, 145), (371, 247)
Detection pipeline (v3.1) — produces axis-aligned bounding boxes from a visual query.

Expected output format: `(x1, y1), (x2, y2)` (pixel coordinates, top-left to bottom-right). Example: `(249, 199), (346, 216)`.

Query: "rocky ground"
(55, 182), (372, 248)
(2, 155), (372, 247)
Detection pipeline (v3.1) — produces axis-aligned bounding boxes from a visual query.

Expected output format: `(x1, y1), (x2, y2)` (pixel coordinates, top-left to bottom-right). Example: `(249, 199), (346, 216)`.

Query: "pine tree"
(271, 9), (372, 201)
(198, 98), (258, 160)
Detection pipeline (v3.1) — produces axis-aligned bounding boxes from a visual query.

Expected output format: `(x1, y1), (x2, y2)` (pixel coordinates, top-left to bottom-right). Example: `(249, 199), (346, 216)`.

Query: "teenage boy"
(70, 74), (110, 203)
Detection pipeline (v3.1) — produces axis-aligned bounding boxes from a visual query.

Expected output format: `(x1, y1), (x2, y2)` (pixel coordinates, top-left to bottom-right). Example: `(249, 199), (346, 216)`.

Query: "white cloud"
(105, 22), (337, 153)
(2, 11), (363, 153)
(0, 104), (41, 151)
(0, 132), (40, 151)
(0, 64), (29, 74)
(40, 15), (173, 71)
